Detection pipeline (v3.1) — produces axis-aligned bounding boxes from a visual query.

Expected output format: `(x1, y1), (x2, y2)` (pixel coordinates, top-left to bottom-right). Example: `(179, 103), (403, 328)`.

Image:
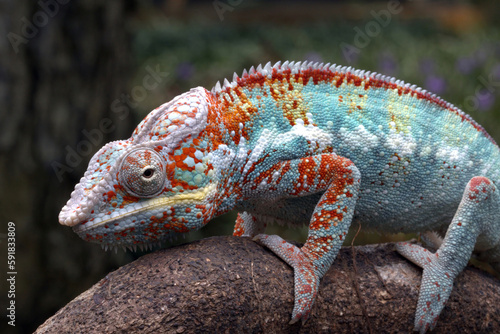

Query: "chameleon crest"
(60, 61), (500, 333)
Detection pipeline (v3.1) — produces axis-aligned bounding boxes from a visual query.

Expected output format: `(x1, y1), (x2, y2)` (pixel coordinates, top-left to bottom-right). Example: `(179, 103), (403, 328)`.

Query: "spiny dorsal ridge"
(264, 61), (272, 72)
(213, 81), (221, 94)
(213, 61), (462, 117)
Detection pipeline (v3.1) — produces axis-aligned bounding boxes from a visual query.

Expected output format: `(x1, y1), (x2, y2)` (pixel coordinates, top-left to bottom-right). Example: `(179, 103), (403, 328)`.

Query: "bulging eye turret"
(119, 148), (166, 197)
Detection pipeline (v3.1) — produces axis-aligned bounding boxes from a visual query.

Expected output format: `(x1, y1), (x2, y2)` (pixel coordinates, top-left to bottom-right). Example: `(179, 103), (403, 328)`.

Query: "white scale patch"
(242, 129), (273, 175)
(419, 146), (432, 157)
(435, 146), (468, 163)
(277, 122), (333, 153)
(211, 144), (236, 171)
(339, 125), (379, 149)
(386, 128), (417, 157)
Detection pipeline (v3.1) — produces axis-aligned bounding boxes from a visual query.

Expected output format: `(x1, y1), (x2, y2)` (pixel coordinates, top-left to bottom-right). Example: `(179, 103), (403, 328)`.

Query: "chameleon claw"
(288, 312), (308, 325)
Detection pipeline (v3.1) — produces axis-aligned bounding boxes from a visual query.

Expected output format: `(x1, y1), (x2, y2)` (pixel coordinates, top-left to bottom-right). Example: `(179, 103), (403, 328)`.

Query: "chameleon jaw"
(72, 183), (217, 233)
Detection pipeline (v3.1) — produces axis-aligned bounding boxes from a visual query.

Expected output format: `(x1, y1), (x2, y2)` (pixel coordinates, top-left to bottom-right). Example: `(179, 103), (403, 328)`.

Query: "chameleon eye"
(142, 168), (154, 178)
(119, 148), (166, 197)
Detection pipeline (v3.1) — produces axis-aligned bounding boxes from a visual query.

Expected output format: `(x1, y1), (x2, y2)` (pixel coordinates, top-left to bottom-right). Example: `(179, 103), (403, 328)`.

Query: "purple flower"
(419, 58), (435, 75)
(424, 75), (446, 95)
(455, 57), (476, 75)
(477, 90), (495, 111)
(378, 52), (397, 76)
(474, 48), (488, 65)
(176, 62), (195, 81)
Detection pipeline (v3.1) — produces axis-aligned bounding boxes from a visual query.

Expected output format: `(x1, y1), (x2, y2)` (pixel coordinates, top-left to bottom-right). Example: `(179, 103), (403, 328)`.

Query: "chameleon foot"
(254, 234), (319, 324)
(396, 242), (454, 333)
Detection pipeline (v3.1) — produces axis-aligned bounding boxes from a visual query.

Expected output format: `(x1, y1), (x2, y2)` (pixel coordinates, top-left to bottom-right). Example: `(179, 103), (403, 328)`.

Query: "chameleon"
(59, 61), (500, 333)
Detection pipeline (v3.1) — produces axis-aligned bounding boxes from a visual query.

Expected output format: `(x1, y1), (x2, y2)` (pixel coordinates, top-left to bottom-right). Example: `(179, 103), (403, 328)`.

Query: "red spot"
(469, 176), (491, 192)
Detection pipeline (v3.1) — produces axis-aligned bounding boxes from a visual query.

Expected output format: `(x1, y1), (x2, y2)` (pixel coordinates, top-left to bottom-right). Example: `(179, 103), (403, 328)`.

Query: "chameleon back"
(212, 61), (500, 233)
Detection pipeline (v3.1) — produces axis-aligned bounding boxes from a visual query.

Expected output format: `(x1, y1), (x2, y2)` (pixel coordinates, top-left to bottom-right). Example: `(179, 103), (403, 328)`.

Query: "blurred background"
(1, 0), (500, 332)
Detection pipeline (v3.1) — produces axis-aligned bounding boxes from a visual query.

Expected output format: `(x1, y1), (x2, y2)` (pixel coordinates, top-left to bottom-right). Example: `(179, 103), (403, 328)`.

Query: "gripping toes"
(416, 261), (454, 333)
(254, 234), (319, 324)
(396, 243), (453, 333)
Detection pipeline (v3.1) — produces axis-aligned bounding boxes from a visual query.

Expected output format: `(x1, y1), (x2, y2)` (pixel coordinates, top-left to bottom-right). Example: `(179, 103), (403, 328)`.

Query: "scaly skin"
(59, 61), (500, 332)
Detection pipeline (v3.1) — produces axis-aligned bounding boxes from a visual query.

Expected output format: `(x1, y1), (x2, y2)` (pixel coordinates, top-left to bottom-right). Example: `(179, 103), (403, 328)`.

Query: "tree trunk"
(35, 237), (500, 333)
(0, 1), (136, 332)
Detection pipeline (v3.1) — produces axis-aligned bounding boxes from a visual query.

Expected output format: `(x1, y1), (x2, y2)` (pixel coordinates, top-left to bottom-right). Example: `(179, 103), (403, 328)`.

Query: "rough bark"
(36, 237), (500, 333)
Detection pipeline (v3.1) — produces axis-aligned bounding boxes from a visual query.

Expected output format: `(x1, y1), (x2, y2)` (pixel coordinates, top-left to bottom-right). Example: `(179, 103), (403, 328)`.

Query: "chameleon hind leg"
(250, 153), (360, 323)
(396, 176), (500, 333)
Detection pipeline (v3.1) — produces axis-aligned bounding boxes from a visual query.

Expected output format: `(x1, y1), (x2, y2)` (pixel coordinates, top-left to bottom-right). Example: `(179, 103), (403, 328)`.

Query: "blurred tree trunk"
(0, 1), (138, 333)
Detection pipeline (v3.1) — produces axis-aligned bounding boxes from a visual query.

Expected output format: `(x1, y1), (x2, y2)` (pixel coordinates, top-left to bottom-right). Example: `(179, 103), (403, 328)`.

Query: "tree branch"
(36, 236), (500, 333)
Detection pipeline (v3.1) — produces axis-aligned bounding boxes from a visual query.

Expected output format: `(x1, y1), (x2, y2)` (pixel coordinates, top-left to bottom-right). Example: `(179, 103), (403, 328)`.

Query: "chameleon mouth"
(72, 184), (217, 233)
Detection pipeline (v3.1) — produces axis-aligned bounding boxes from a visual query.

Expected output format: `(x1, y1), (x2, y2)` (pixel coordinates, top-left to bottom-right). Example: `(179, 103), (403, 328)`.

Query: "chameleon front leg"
(250, 154), (361, 323)
(396, 176), (500, 333)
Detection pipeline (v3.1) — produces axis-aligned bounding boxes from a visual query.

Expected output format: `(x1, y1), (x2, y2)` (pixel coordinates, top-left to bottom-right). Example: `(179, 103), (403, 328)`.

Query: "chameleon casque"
(59, 61), (500, 332)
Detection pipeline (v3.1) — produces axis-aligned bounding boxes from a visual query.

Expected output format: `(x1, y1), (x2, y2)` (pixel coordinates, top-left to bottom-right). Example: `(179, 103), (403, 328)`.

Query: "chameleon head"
(58, 87), (220, 248)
